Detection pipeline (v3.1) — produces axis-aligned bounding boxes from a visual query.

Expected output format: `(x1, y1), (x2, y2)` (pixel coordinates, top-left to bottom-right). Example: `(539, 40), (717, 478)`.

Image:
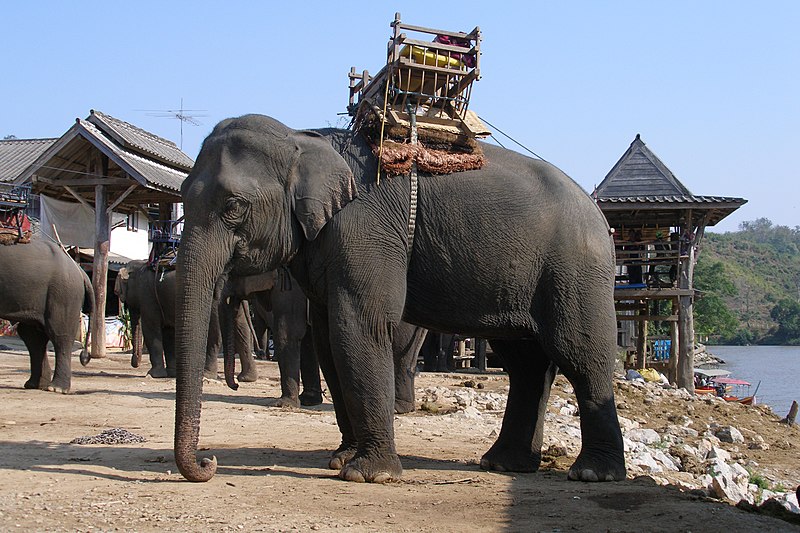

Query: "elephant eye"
(222, 197), (249, 225)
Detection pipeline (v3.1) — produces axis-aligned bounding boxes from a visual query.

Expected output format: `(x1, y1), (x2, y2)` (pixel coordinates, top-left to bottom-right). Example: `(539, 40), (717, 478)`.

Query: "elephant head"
(174, 115), (357, 481)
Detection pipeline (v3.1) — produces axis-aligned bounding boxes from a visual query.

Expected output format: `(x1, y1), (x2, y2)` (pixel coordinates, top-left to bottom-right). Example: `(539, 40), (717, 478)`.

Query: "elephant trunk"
(174, 225), (231, 482)
(129, 312), (143, 368)
(219, 286), (240, 391)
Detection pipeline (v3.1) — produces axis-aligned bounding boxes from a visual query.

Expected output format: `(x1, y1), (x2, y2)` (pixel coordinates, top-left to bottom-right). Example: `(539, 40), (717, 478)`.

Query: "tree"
(770, 298), (800, 345)
(693, 260), (739, 341)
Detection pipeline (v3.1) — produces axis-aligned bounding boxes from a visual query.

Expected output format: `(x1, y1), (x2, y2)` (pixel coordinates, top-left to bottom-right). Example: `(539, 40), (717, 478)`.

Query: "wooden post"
(475, 338), (487, 372)
(677, 211), (695, 390)
(668, 302), (679, 384)
(635, 302), (647, 369)
(782, 400), (798, 426)
(90, 154), (110, 359)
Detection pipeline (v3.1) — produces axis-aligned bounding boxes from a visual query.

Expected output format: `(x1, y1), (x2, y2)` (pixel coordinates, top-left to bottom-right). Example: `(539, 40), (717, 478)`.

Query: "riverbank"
(0, 342), (798, 531)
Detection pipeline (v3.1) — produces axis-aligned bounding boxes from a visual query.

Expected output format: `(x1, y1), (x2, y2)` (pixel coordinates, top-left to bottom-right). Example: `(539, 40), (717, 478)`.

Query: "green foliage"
(769, 298), (800, 345)
(698, 218), (800, 344)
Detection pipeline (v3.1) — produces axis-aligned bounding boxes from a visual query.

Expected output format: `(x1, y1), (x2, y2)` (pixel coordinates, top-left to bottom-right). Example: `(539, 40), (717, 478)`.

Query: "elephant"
(0, 237), (93, 393)
(116, 260), (257, 381)
(223, 269), (323, 408)
(173, 114), (625, 484)
(223, 269), (425, 411)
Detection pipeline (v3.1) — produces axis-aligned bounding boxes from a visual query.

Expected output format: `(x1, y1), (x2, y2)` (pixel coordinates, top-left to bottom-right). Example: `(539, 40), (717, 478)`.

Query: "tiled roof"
(87, 110), (194, 171)
(594, 134), (693, 199)
(77, 118), (188, 193)
(596, 195), (746, 206)
(0, 138), (57, 182)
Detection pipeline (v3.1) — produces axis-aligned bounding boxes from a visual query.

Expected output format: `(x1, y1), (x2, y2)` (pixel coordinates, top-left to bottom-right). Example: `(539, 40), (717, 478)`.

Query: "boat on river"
(694, 368), (759, 405)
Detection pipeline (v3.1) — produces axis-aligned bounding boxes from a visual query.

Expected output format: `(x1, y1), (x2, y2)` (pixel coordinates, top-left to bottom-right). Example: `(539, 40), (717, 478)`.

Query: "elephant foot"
(299, 391), (323, 406)
(148, 367), (169, 378)
(567, 448), (626, 482)
(328, 443), (357, 470)
(394, 399), (415, 414)
(480, 442), (542, 473)
(339, 452), (403, 483)
(203, 369), (219, 380)
(237, 369), (258, 383)
(46, 378), (71, 394)
(24, 377), (48, 390)
(275, 396), (300, 408)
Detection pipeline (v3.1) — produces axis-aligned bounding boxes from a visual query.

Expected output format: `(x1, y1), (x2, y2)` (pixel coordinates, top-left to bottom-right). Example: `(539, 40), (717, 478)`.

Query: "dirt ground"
(0, 337), (798, 532)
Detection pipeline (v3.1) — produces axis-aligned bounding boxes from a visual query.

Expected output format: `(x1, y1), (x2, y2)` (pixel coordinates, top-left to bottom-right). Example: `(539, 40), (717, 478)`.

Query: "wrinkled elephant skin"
(173, 115), (625, 484)
(0, 238), (93, 392)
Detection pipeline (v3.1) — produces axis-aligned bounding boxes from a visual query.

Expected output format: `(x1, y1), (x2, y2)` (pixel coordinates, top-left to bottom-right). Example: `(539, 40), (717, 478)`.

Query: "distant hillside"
(696, 218), (800, 344)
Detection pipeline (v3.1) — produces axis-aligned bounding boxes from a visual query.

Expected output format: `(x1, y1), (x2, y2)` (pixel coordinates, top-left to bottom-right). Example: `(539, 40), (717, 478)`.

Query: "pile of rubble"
(414, 372), (799, 516)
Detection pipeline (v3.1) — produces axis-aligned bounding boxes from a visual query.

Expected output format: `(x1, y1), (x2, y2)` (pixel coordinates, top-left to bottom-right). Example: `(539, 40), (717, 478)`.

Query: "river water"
(706, 345), (799, 417)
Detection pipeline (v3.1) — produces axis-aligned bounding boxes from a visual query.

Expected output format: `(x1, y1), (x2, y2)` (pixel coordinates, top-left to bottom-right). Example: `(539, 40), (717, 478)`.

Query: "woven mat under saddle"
(361, 118), (486, 177)
(0, 228), (31, 245)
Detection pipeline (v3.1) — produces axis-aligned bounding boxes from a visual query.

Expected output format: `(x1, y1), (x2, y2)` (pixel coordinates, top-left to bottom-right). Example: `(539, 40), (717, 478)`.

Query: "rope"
(478, 116), (547, 162)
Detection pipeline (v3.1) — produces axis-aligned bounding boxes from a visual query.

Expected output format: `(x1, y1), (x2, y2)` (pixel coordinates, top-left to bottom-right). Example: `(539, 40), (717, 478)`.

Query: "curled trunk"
(173, 226), (230, 482)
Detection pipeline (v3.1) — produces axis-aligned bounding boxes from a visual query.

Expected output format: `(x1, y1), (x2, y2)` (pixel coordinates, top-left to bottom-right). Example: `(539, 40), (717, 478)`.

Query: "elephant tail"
(79, 272), (95, 366)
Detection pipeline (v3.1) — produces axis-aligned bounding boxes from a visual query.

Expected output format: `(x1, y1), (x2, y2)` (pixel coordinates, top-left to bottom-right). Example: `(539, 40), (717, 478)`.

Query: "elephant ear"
(289, 131), (357, 241)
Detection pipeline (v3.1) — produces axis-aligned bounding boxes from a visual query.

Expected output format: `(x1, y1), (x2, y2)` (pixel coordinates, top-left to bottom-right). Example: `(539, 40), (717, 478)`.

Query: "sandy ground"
(0, 337), (798, 532)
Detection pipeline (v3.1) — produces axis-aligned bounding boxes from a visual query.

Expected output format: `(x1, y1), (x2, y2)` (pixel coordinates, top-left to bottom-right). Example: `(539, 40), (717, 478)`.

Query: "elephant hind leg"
(547, 329), (626, 482)
(18, 324), (50, 390)
(480, 339), (555, 473)
(48, 333), (75, 393)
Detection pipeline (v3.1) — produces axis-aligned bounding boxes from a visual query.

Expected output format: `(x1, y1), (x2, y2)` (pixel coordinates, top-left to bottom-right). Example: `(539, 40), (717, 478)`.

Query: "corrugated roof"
(87, 110), (194, 171)
(77, 118), (188, 193)
(14, 110), (192, 201)
(0, 138), (57, 182)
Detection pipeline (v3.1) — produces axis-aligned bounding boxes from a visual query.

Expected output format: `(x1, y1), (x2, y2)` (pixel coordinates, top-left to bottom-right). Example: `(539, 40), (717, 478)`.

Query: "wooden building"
(594, 134), (746, 389)
(14, 110), (192, 358)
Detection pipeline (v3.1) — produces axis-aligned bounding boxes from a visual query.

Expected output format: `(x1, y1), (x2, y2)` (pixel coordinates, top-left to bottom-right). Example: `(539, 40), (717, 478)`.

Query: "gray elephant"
(173, 115), (625, 484)
(116, 260), (257, 380)
(224, 269), (323, 408)
(0, 238), (93, 392)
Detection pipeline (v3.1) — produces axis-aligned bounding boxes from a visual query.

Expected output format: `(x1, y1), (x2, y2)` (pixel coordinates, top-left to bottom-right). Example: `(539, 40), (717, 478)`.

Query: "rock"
(714, 425), (745, 444)
(709, 459), (751, 504)
(707, 446), (731, 462)
(628, 451), (663, 473)
(627, 428), (661, 445)
(617, 415), (639, 431)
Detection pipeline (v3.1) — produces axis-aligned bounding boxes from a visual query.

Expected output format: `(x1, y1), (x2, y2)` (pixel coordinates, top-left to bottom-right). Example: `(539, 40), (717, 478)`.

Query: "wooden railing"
(614, 237), (682, 288)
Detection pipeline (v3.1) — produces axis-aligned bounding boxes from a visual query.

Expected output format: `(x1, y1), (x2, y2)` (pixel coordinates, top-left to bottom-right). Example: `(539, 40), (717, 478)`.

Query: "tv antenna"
(139, 98), (206, 150)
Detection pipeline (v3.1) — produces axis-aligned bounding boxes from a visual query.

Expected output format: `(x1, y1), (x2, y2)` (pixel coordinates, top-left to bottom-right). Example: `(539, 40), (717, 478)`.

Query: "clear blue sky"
(3, 1), (798, 233)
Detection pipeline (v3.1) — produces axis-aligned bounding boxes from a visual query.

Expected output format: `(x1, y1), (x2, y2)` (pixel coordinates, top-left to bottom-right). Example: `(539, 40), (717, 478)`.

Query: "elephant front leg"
(298, 330), (322, 406)
(275, 337), (302, 408)
(480, 340), (555, 472)
(330, 311), (402, 483)
(308, 305), (357, 469)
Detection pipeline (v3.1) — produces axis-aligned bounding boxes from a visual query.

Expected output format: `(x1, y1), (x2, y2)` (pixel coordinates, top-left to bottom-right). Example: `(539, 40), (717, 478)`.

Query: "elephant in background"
(116, 260), (256, 380)
(0, 238), (93, 393)
(174, 115), (625, 484)
(224, 269), (323, 408)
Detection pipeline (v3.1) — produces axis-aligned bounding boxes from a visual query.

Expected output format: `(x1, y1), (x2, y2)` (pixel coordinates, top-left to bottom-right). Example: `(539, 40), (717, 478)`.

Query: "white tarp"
(40, 195), (126, 248)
